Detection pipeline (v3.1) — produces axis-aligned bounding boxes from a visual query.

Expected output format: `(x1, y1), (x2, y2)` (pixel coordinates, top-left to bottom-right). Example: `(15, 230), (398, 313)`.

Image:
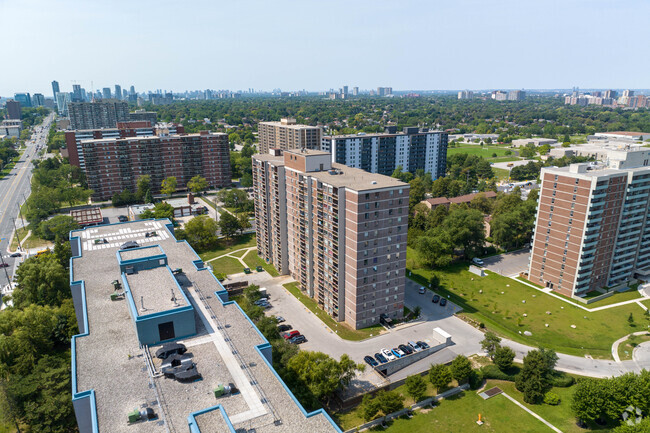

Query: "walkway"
(501, 393), (562, 433)
(204, 246), (257, 268)
(611, 331), (650, 363)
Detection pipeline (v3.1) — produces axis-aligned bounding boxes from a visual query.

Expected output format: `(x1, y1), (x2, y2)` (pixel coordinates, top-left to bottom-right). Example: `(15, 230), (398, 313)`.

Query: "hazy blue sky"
(1, 0), (648, 96)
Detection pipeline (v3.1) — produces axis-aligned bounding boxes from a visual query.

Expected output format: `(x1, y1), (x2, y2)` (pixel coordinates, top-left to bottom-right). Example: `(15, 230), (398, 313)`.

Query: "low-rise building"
(420, 191), (497, 210)
(0, 119), (22, 138)
(512, 138), (558, 148)
(69, 219), (340, 432)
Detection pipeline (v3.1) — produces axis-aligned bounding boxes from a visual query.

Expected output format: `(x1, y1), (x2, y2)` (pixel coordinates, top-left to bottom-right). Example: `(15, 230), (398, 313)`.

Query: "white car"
(393, 347), (406, 357)
(381, 348), (396, 361)
(418, 287), (426, 294)
(472, 257), (484, 266)
(408, 341), (422, 352)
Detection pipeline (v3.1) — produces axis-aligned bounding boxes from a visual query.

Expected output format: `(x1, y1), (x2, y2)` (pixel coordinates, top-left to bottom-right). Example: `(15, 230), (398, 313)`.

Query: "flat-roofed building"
(528, 148), (650, 297)
(321, 127), (448, 179)
(69, 219), (340, 433)
(253, 149), (410, 329)
(68, 100), (129, 130)
(258, 118), (322, 154)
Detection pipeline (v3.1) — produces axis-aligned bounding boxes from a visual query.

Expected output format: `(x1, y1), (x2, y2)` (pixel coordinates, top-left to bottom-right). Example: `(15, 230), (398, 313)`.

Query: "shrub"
(480, 364), (518, 382)
(549, 372), (574, 388)
(544, 391), (560, 405)
(468, 369), (484, 390)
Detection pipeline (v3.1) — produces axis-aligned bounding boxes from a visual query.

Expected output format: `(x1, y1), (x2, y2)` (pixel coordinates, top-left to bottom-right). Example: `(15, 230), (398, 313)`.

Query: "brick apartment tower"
(253, 149), (409, 329)
(257, 118), (322, 154)
(528, 149), (650, 297)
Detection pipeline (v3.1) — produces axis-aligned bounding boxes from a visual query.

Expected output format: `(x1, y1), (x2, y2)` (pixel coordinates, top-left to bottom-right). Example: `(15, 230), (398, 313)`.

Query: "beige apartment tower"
(253, 149), (409, 329)
(258, 118), (322, 154)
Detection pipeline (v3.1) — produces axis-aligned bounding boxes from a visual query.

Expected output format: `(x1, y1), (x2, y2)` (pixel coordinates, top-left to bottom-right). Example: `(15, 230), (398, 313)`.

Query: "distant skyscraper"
(507, 90), (526, 101)
(102, 88), (112, 99)
(129, 85), (135, 95)
(352, 86), (359, 96)
(6, 100), (21, 119)
(114, 84), (122, 100)
(72, 84), (83, 102)
(458, 90), (474, 99)
(604, 90), (617, 99)
(122, 89), (128, 99)
(32, 93), (45, 107)
(52, 80), (60, 101)
(14, 93), (32, 108)
(56, 92), (71, 116)
(377, 87), (392, 96)
(623, 89), (634, 98)
(342, 85), (348, 96)
(68, 100), (129, 129)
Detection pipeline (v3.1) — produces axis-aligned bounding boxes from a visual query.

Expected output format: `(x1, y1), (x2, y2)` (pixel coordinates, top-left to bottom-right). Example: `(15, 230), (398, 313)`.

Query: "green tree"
(613, 417), (650, 433)
(361, 393), (381, 421)
(182, 215), (219, 251)
(35, 215), (80, 241)
(160, 176), (177, 197)
(187, 175), (209, 194)
(516, 349), (552, 404)
(493, 346), (516, 371)
(571, 378), (607, 424)
(429, 363), (452, 393)
(139, 202), (175, 220)
(219, 211), (241, 238)
(405, 374), (428, 402)
(450, 355), (473, 384)
(629, 313), (635, 325)
(13, 254), (70, 309)
(237, 213), (252, 235)
(377, 390), (405, 418)
(217, 189), (253, 212)
(136, 175), (152, 200)
(481, 332), (502, 359)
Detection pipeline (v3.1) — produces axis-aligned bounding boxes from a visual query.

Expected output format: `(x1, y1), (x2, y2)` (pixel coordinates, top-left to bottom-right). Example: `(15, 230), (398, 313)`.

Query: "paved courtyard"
(482, 249), (530, 276)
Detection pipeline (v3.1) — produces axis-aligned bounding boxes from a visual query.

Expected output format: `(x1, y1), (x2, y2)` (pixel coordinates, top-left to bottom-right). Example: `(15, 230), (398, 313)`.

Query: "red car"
(282, 330), (300, 340)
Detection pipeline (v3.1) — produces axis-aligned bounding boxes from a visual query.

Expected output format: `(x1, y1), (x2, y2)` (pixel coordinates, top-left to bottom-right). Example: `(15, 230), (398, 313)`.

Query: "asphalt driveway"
(482, 249), (530, 276)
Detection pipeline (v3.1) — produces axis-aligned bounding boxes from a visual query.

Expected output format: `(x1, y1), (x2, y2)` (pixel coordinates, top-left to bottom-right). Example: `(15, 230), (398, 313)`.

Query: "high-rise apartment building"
(5, 100), (21, 120)
(68, 100), (129, 129)
(14, 93), (32, 108)
(458, 90), (474, 99)
(102, 87), (112, 99)
(507, 90), (526, 101)
(253, 149), (409, 329)
(352, 86), (359, 96)
(257, 118), (322, 154)
(73, 130), (230, 200)
(128, 109), (157, 125)
(528, 149), (650, 298)
(32, 93), (45, 107)
(321, 127), (448, 179)
(604, 90), (618, 99)
(51, 80), (60, 101)
(72, 84), (83, 102)
(114, 84), (122, 100)
(56, 92), (71, 116)
(377, 87), (393, 96)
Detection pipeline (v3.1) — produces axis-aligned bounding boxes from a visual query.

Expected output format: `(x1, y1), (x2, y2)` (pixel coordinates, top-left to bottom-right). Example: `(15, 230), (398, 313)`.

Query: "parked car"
(472, 257), (484, 266)
(289, 335), (306, 344)
(277, 324), (292, 332)
(0, 263), (8, 268)
(282, 330), (300, 340)
(364, 356), (379, 367)
(145, 231), (157, 237)
(417, 341), (430, 350)
(408, 341), (422, 352)
(432, 294), (440, 303)
(374, 352), (388, 364)
(117, 215), (128, 222)
(381, 348), (396, 361)
(392, 348), (404, 358)
(398, 344), (413, 355)
(275, 316), (285, 323)
(120, 241), (139, 250)
(418, 287), (426, 294)
(9, 252), (22, 257)
(440, 298), (448, 307)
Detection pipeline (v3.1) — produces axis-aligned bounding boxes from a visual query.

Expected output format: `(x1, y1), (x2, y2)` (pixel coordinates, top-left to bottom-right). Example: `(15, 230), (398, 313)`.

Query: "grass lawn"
(492, 167), (511, 182)
(283, 282), (384, 341)
(489, 157), (521, 163)
(9, 228), (52, 251)
(210, 256), (246, 275)
(642, 300), (650, 309)
(379, 386), (552, 433)
(229, 248), (251, 258)
(618, 332), (650, 361)
(447, 145), (513, 158)
(242, 250), (280, 277)
(407, 248), (646, 358)
(0, 154), (21, 179)
(199, 233), (257, 261)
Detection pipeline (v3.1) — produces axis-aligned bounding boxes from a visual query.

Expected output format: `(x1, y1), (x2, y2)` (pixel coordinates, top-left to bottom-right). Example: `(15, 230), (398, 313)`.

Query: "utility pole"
(11, 218), (22, 252)
(0, 251), (11, 290)
(16, 203), (25, 228)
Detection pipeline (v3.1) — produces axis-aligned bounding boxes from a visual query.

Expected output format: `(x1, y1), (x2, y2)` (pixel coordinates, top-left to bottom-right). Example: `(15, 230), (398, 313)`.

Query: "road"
(0, 112), (54, 287)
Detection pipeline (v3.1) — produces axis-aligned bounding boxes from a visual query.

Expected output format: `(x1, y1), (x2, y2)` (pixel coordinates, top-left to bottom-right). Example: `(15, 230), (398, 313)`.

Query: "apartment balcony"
(588, 208), (604, 218)
(583, 239), (598, 250)
(584, 231), (599, 242)
(591, 192), (607, 200)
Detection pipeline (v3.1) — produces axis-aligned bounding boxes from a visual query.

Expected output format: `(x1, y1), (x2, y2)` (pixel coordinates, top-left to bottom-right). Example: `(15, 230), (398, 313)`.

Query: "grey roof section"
(125, 266), (187, 315)
(253, 154), (285, 164)
(118, 245), (164, 261)
(70, 220), (339, 433)
(311, 162), (409, 191)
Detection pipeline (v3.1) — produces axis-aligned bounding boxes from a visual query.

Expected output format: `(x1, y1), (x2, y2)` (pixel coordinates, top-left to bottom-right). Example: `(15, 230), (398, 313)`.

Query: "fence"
(343, 383), (470, 433)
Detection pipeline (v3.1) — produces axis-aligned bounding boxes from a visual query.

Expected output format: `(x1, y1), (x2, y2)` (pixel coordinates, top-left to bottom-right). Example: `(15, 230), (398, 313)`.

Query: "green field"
(283, 282), (384, 341)
(199, 233), (257, 262)
(0, 154), (22, 179)
(242, 250), (280, 277)
(210, 256), (246, 275)
(447, 145), (514, 158)
(9, 227), (52, 251)
(516, 277), (643, 307)
(618, 333), (650, 361)
(407, 248), (648, 358)
(492, 167), (511, 181)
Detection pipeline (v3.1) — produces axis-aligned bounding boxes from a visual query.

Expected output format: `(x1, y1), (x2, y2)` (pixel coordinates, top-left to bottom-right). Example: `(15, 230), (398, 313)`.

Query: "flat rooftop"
(79, 131), (226, 144)
(118, 245), (164, 261)
(325, 129), (444, 139)
(312, 162), (408, 191)
(70, 220), (339, 433)
(125, 266), (187, 315)
(259, 120), (320, 130)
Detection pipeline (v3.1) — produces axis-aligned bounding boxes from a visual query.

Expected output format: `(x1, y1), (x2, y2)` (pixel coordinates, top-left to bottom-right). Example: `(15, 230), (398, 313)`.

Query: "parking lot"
(482, 249), (530, 277)
(222, 271), (485, 387)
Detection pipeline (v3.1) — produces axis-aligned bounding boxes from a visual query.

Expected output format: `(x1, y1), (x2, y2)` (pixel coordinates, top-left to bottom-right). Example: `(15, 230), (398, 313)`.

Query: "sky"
(1, 0), (649, 96)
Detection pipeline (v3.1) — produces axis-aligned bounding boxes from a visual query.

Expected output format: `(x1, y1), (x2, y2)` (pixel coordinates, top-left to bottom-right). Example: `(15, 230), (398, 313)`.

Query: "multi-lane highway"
(0, 112), (54, 287)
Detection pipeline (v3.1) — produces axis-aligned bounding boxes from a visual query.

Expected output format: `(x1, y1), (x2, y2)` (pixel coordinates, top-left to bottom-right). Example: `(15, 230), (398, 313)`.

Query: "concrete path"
(633, 341), (650, 364)
(611, 332), (650, 363)
(204, 246), (257, 268)
(501, 393), (562, 433)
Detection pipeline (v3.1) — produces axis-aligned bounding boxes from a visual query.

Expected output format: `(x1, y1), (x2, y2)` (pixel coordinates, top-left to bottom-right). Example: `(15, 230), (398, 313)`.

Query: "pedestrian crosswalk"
(82, 221), (168, 251)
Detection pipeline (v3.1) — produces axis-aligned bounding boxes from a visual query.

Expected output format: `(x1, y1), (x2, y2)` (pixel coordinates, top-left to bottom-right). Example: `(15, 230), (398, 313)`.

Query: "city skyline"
(2, 0), (649, 96)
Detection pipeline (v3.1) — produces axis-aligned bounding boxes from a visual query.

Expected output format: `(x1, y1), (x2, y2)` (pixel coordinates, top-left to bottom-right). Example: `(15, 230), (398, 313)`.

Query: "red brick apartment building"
(253, 149), (410, 329)
(66, 125), (230, 200)
(528, 149), (650, 298)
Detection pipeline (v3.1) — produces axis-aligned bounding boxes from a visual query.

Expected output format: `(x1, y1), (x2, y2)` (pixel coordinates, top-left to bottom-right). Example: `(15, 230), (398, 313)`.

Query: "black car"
(10, 252), (22, 257)
(118, 215), (128, 222)
(364, 356), (379, 367)
(278, 324), (292, 332)
(289, 335), (306, 344)
(432, 294), (440, 303)
(417, 341), (430, 350)
(120, 241), (140, 250)
(374, 353), (388, 364)
(155, 342), (187, 359)
(440, 298), (448, 307)
(398, 344), (413, 355)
